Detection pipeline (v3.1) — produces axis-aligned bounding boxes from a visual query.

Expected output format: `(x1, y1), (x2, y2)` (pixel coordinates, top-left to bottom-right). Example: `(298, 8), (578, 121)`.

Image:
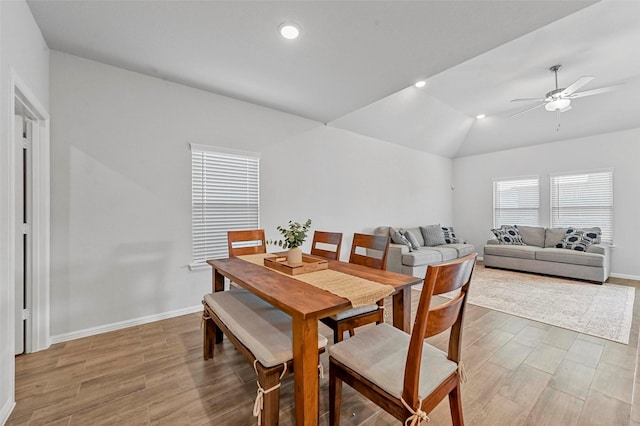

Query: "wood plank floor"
(8, 271), (640, 425)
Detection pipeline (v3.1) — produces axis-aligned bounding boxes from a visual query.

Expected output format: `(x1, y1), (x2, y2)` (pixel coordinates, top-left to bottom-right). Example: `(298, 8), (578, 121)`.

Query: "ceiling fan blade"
(510, 102), (544, 118)
(561, 76), (595, 95)
(569, 84), (623, 99)
(511, 98), (545, 102)
(559, 105), (572, 113)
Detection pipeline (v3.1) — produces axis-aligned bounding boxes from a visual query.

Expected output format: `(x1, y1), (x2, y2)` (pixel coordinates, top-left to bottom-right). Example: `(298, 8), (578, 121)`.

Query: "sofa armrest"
(587, 243), (609, 257)
(387, 243), (409, 273)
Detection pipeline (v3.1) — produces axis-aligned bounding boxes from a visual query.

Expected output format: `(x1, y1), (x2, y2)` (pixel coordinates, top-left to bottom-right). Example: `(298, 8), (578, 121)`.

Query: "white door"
(15, 115), (32, 355)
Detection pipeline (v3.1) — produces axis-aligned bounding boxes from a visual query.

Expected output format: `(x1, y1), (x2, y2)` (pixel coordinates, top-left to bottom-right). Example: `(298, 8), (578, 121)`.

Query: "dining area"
(202, 225), (476, 426)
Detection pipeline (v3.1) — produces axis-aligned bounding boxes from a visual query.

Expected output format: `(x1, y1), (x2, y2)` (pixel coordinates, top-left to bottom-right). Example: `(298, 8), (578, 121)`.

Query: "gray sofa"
(484, 226), (610, 283)
(374, 226), (475, 278)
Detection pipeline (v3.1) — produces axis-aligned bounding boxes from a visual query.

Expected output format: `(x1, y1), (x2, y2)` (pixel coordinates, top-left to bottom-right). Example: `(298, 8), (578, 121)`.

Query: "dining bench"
(203, 289), (328, 425)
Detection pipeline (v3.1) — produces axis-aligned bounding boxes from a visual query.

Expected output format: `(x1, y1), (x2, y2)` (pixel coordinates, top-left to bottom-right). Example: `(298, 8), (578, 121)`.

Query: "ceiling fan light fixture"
(545, 98), (571, 111)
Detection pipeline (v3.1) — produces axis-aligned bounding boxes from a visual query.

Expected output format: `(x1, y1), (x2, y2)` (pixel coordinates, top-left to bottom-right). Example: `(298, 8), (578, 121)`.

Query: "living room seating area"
(484, 225), (610, 283)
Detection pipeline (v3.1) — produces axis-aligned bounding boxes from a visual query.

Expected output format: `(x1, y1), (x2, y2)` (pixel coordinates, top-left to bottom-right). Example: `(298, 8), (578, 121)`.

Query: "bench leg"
(256, 363), (285, 426)
(203, 313), (216, 360)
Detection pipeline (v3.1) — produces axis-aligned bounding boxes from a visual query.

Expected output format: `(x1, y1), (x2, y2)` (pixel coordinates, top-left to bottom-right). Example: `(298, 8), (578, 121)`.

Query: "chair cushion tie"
(400, 397), (430, 425)
(457, 361), (467, 384)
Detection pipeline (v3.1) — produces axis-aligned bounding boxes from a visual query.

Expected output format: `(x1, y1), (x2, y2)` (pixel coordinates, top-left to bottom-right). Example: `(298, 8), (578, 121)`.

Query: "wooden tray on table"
(264, 254), (328, 276)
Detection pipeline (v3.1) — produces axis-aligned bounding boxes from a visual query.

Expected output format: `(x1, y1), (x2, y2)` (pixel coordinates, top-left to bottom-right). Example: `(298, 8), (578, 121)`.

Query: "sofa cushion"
(390, 228), (412, 250)
(556, 228), (602, 252)
(404, 229), (422, 250)
(402, 247), (442, 266)
(420, 224), (446, 246)
(441, 226), (459, 244)
(484, 244), (539, 260)
(516, 226), (545, 247)
(445, 243), (475, 258)
(406, 227), (425, 247)
(535, 248), (605, 267)
(544, 228), (569, 248)
(429, 246), (458, 262)
(491, 226), (524, 245)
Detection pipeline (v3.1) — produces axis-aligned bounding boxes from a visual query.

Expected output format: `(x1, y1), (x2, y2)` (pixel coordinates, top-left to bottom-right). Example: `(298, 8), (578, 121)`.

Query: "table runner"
(238, 253), (394, 308)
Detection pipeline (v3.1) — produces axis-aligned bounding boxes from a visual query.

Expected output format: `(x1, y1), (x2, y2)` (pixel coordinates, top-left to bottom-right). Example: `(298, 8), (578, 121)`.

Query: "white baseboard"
(50, 305), (203, 344)
(0, 399), (16, 426)
(610, 272), (640, 281)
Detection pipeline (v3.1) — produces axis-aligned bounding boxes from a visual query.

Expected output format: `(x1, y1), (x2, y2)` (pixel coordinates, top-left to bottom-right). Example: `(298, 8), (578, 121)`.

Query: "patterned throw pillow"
(441, 226), (459, 244)
(556, 228), (601, 251)
(420, 224), (446, 246)
(404, 230), (421, 250)
(491, 226), (525, 245)
(390, 228), (413, 251)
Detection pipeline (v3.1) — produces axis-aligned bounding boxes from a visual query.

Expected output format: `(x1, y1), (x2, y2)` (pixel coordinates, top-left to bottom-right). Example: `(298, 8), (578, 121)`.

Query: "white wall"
(50, 51), (454, 338)
(0, 0), (49, 422)
(453, 128), (640, 278)
(261, 125), (455, 259)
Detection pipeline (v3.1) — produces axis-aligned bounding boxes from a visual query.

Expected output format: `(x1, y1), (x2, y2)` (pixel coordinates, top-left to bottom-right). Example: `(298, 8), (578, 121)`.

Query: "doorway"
(12, 78), (50, 355)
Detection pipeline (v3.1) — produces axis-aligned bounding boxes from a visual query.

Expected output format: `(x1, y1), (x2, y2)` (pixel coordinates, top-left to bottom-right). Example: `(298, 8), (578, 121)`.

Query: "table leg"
(213, 268), (224, 343)
(393, 287), (411, 332)
(292, 315), (319, 426)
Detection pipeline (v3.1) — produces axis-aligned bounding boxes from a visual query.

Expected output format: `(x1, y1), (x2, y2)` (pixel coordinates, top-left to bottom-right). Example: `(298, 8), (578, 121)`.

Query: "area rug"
(438, 265), (635, 344)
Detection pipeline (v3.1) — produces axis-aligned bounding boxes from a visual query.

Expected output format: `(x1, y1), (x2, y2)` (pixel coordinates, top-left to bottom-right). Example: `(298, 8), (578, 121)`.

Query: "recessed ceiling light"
(414, 80), (426, 88)
(476, 114), (486, 119)
(279, 22), (300, 40)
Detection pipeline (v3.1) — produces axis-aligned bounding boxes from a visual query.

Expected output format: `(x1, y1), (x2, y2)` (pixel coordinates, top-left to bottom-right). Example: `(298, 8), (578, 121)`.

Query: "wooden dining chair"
(328, 253), (477, 426)
(310, 230), (343, 261)
(227, 229), (266, 257)
(320, 233), (390, 343)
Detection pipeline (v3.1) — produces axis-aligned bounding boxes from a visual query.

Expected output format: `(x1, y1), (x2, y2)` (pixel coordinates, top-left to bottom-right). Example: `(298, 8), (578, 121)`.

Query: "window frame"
(550, 168), (614, 244)
(190, 143), (261, 268)
(492, 176), (541, 229)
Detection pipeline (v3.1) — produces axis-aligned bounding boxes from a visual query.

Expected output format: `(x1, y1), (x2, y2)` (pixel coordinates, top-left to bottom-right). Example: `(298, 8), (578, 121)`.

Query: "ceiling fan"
(510, 65), (622, 117)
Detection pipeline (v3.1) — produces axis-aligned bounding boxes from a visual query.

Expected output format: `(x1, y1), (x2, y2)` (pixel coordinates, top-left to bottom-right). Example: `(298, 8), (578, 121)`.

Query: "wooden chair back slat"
(402, 253), (477, 407)
(227, 229), (266, 257)
(349, 233), (389, 271)
(311, 231), (343, 261)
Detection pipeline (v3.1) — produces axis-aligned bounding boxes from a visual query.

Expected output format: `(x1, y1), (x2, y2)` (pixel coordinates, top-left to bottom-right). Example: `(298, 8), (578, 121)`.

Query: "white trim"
(0, 400), (16, 426)
(610, 273), (640, 282)
(549, 167), (614, 178)
(189, 142), (261, 159)
(50, 305), (204, 344)
(11, 70), (51, 353)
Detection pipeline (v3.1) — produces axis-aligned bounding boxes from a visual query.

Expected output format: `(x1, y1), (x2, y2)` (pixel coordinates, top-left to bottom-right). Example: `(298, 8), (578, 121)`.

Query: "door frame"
(10, 70), (50, 353)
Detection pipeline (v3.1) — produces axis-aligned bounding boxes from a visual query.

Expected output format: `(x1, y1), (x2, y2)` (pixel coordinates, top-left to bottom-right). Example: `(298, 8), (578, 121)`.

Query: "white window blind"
(550, 170), (613, 244)
(191, 144), (260, 266)
(493, 177), (540, 228)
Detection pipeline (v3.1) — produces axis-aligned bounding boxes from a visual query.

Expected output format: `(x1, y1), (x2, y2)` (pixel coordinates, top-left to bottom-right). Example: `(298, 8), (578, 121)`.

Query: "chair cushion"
(204, 292), (328, 367)
(329, 323), (457, 400)
(331, 304), (379, 320)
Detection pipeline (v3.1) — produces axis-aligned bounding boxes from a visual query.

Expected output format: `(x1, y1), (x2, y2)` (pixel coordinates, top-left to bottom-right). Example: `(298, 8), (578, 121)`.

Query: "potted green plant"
(268, 219), (312, 265)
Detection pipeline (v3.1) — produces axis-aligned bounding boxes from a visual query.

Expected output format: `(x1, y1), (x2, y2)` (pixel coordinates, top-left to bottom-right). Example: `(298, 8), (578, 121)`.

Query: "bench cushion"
(204, 291), (328, 367)
(329, 323), (457, 400)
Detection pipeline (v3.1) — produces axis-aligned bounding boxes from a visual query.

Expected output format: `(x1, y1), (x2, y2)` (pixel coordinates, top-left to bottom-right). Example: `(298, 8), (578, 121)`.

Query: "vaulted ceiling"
(27, 0), (640, 158)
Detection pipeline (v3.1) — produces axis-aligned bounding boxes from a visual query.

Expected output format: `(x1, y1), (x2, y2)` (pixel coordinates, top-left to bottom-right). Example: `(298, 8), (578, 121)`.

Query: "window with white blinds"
(550, 170), (613, 244)
(191, 144), (260, 266)
(493, 177), (540, 228)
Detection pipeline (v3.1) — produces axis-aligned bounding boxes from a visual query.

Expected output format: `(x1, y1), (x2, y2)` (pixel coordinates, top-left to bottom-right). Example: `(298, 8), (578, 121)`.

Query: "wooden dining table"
(206, 256), (423, 426)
